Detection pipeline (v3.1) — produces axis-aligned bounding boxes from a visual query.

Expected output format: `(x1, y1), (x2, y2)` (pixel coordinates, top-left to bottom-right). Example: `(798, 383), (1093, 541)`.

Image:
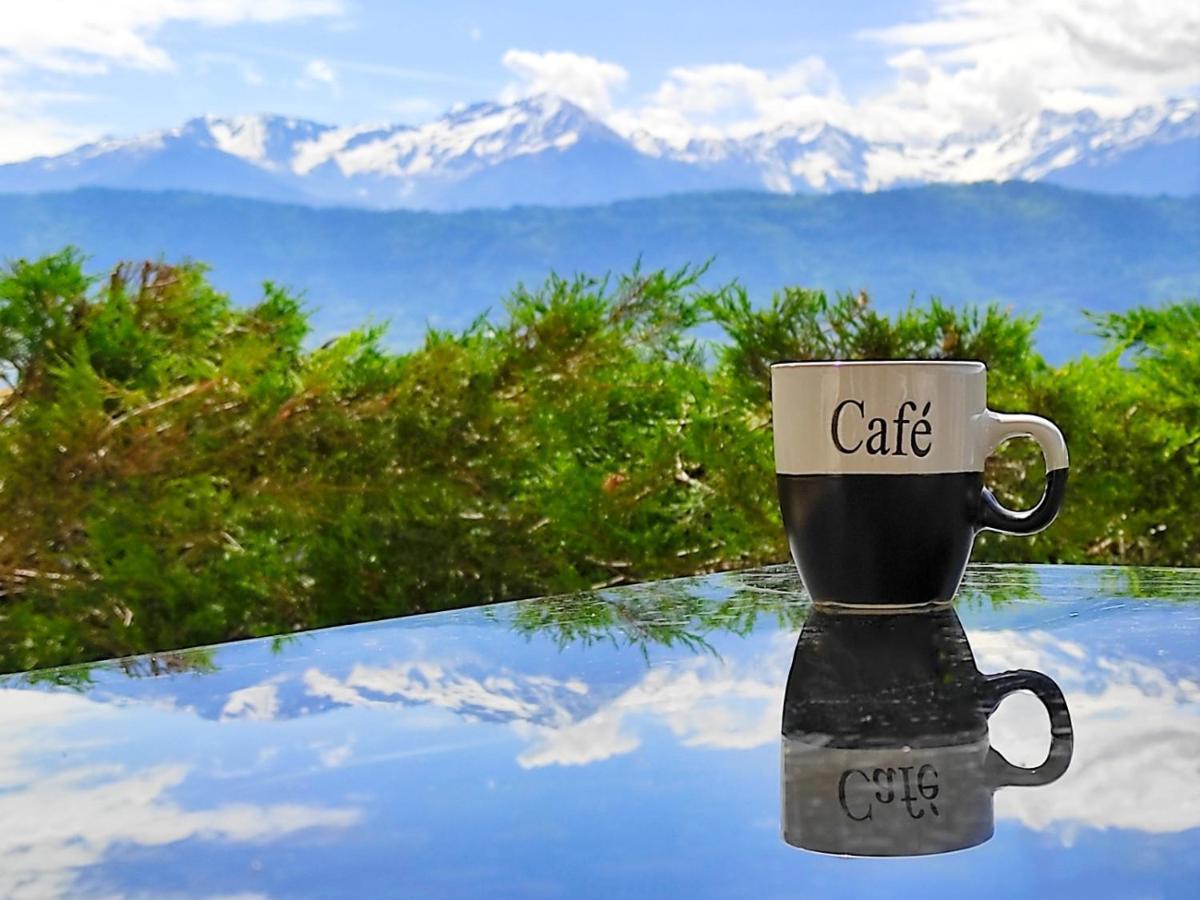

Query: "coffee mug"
(772, 360), (1068, 606)
(780, 606), (1074, 857)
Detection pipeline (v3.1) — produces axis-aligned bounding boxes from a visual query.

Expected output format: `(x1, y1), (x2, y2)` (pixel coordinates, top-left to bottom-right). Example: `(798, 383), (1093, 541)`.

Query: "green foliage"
(1024, 302), (1200, 566)
(0, 248), (1196, 672)
(704, 286), (1045, 407)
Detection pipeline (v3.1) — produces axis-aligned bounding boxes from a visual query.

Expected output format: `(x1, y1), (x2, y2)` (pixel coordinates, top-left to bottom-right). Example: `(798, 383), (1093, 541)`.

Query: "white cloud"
(303, 58), (337, 87)
(858, 0), (1200, 143)
(0, 63), (99, 162)
(610, 57), (851, 148)
(0, 111), (96, 164)
(0, 1), (344, 162)
(500, 49), (629, 117)
(502, 2), (1197, 149)
(0, 1), (344, 74)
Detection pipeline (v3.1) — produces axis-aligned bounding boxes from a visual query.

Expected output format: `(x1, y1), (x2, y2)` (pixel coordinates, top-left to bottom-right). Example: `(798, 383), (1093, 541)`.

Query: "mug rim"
(770, 359), (986, 371)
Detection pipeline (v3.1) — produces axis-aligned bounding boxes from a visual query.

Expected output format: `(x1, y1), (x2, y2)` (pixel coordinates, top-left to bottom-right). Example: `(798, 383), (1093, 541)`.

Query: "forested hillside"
(1, 184), (1195, 358)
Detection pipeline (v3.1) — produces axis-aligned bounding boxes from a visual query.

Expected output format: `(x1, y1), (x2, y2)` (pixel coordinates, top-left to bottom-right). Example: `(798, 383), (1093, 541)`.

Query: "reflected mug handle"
(978, 411), (1069, 535)
(982, 669), (1074, 789)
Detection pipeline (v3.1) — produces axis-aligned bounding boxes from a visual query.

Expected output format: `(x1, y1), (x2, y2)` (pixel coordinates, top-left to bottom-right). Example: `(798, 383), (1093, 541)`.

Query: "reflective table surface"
(2, 564), (1198, 897)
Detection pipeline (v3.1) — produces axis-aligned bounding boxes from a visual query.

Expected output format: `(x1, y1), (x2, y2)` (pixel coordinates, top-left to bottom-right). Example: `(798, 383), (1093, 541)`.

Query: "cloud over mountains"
(497, 0), (1200, 149)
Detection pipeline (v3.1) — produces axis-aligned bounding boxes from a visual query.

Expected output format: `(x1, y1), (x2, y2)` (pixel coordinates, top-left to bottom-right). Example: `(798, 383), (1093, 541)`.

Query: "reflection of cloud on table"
(515, 660), (784, 768)
(0, 689), (360, 898)
(298, 634), (793, 770)
(515, 707), (639, 768)
(221, 682), (281, 721)
(971, 629), (1200, 836)
(313, 737), (356, 769)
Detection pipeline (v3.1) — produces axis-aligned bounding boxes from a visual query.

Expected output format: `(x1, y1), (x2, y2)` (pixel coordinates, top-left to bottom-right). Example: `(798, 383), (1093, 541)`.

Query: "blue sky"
(1, 0), (1197, 162)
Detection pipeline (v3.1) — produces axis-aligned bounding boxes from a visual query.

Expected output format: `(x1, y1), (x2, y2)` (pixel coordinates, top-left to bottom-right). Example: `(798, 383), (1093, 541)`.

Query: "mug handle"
(982, 669), (1074, 788)
(978, 411), (1070, 535)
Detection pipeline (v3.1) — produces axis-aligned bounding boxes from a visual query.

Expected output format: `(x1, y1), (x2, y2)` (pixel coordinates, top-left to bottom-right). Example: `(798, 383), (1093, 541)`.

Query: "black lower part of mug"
(777, 471), (982, 606)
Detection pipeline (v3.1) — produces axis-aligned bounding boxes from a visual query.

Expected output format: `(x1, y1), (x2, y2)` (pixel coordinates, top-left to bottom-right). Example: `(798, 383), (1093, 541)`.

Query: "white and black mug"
(771, 360), (1068, 607)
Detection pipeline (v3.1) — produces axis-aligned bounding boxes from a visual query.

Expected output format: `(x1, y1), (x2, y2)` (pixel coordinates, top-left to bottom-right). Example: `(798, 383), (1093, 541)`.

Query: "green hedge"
(1, 250), (1196, 671)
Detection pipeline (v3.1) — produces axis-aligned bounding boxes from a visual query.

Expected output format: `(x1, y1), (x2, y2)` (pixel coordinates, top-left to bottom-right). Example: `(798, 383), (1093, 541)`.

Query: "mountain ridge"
(1, 95), (1196, 209)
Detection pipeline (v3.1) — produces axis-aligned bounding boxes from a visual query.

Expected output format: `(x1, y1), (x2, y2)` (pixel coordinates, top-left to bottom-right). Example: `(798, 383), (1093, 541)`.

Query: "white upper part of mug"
(772, 361), (994, 476)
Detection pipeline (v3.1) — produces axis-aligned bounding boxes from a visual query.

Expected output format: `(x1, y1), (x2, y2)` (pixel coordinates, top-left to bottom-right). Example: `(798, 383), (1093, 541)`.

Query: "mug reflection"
(781, 605), (1073, 857)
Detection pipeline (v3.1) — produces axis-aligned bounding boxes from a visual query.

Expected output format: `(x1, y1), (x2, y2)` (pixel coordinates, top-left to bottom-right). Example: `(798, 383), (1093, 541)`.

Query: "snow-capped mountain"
(0, 94), (1195, 208)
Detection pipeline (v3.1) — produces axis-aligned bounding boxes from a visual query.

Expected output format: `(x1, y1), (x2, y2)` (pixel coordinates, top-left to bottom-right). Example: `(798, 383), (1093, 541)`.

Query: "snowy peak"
(34, 114), (326, 169)
(291, 94), (621, 181)
(199, 114), (335, 171)
(0, 96), (1195, 207)
(744, 123), (877, 192)
(859, 98), (1200, 192)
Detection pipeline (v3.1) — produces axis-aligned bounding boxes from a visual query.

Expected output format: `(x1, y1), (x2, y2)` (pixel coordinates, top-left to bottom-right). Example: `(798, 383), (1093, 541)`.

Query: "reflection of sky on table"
(2, 565), (1198, 898)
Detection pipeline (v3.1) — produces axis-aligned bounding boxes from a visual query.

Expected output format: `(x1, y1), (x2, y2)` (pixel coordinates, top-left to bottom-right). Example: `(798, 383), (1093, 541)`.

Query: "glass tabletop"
(2, 564), (1197, 897)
